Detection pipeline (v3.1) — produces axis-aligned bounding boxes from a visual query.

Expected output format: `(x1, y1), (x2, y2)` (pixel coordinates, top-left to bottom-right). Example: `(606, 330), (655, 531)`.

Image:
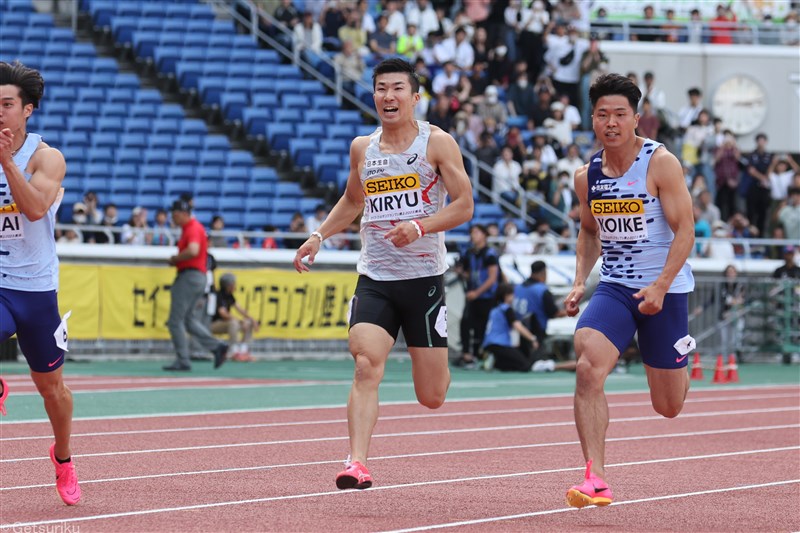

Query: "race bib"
(592, 199), (648, 242)
(0, 204), (24, 240)
(54, 310), (72, 352)
(363, 173), (426, 222)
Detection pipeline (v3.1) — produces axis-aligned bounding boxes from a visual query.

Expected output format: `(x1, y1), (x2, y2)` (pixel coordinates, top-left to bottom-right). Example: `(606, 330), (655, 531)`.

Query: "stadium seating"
(0, 0), (339, 233)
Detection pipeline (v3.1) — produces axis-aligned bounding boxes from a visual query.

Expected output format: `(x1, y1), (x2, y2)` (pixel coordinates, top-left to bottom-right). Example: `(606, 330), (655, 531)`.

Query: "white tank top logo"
(591, 198), (648, 241)
(0, 203), (24, 240)
(363, 173), (426, 222)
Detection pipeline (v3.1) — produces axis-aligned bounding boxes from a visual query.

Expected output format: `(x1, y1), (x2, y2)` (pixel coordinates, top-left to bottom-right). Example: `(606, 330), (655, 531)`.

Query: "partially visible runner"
(0, 61), (81, 505)
(293, 58), (474, 489)
(563, 73), (695, 508)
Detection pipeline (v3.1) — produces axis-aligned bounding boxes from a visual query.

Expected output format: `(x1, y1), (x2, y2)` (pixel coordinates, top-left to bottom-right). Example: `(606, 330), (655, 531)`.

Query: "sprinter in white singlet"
(0, 61), (81, 505)
(563, 73), (696, 509)
(293, 58), (474, 490)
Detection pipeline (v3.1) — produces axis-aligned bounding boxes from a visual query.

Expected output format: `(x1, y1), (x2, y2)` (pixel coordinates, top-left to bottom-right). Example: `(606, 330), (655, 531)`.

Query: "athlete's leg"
(407, 346), (450, 408)
(645, 365), (689, 418)
(637, 292), (692, 418)
(30, 367), (73, 460)
(573, 327), (619, 479)
(346, 323), (394, 464)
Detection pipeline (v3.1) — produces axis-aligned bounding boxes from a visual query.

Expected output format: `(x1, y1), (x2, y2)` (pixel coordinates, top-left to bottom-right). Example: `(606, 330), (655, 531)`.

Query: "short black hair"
(589, 73), (642, 111)
(372, 58), (420, 94)
(0, 61), (44, 109)
(530, 260), (547, 276)
(470, 223), (488, 236)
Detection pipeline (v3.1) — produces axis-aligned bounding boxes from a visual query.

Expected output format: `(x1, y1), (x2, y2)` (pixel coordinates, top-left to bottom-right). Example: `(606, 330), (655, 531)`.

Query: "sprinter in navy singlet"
(563, 73), (696, 509)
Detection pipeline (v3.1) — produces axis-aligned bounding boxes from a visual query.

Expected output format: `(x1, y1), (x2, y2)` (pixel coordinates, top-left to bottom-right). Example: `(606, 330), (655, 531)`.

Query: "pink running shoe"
(335, 458), (373, 490)
(49, 444), (81, 505)
(566, 459), (613, 508)
(0, 377), (8, 416)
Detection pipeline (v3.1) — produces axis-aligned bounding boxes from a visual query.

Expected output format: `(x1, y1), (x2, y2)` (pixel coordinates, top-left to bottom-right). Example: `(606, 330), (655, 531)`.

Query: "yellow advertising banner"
(57, 264), (100, 340)
(58, 265), (358, 341)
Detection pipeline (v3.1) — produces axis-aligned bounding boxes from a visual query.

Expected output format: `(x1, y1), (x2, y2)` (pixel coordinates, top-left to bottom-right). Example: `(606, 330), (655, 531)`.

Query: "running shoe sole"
(335, 474), (372, 490)
(566, 488), (612, 508)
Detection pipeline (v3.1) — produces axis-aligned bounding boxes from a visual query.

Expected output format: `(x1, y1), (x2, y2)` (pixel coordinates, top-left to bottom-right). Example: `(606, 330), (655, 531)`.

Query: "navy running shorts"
(0, 288), (68, 373)
(349, 274), (448, 348)
(576, 281), (692, 369)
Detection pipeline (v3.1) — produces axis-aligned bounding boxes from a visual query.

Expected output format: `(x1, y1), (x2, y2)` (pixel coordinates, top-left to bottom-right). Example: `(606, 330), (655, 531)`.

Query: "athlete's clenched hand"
(293, 238), (321, 273)
(632, 284), (666, 315)
(384, 221), (419, 248)
(564, 285), (585, 317)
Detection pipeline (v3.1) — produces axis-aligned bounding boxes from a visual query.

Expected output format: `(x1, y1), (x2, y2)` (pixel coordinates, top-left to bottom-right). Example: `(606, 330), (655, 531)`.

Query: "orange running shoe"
(49, 443), (81, 505)
(335, 457), (373, 490)
(566, 459), (613, 508)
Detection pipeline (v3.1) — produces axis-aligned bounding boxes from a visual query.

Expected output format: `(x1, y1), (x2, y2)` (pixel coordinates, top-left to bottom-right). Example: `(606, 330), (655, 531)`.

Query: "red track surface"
(1, 374), (300, 393)
(1, 385), (798, 532)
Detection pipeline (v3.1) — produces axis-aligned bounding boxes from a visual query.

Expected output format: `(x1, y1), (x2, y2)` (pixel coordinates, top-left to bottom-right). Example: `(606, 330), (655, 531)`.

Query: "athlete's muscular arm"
(385, 126), (474, 247)
(632, 147), (695, 315)
(564, 164), (601, 317)
(293, 136), (368, 272)
(0, 132), (65, 222)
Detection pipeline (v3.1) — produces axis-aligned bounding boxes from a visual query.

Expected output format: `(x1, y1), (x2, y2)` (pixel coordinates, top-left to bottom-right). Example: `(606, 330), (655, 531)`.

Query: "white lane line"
(380, 479), (800, 533)
(1, 384), (797, 425)
(5, 381), (352, 397)
(1, 406), (797, 464)
(1, 449), (797, 530)
(2, 392), (797, 442)
(1, 425), (796, 491)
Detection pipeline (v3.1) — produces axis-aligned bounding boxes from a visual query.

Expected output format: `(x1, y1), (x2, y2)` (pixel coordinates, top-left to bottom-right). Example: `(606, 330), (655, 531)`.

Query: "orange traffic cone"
(711, 354), (727, 384)
(690, 353), (704, 380)
(726, 354), (739, 383)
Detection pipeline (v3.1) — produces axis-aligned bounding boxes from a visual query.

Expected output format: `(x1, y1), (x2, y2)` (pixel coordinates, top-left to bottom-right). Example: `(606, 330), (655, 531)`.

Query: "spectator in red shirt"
(164, 199), (228, 371)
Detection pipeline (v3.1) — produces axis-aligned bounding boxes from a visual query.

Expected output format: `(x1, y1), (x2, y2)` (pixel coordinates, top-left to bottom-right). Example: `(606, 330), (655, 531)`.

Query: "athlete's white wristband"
(310, 231), (324, 243)
(409, 220), (423, 238)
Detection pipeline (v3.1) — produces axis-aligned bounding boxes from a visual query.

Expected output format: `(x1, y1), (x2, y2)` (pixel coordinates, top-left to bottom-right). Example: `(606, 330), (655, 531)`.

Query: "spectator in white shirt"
(556, 93), (582, 130)
(383, 0), (406, 37)
(492, 146), (523, 205)
(503, 220), (534, 255)
(677, 87), (703, 132)
(555, 143), (584, 189)
(638, 71), (667, 114)
(530, 220), (559, 255)
(431, 60), (460, 96)
(293, 11), (323, 57)
(543, 101), (573, 150)
(405, 0), (438, 39)
(436, 26), (475, 70)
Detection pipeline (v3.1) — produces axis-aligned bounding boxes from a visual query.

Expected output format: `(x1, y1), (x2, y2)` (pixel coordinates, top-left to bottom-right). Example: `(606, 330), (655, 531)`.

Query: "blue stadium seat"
(242, 107), (272, 138)
(199, 151), (226, 167)
(244, 197), (271, 214)
(68, 116), (95, 133)
(181, 119), (207, 135)
(273, 108), (302, 124)
(275, 181), (303, 198)
(171, 149), (198, 166)
(118, 133), (147, 149)
(296, 123), (326, 140)
(203, 135), (231, 153)
(313, 154), (342, 186)
(195, 181), (219, 196)
(282, 94), (310, 110)
(304, 109), (332, 124)
(289, 138), (318, 168)
(334, 110), (362, 125)
(327, 124), (355, 141)
(227, 150), (254, 168)
(220, 92), (249, 122)
(272, 197), (300, 213)
(87, 147), (114, 163)
(319, 139), (349, 155)
(139, 164), (168, 182)
(144, 149), (171, 166)
(223, 167), (250, 183)
(250, 167), (278, 183)
(115, 148), (142, 165)
(265, 122), (294, 151)
(96, 117), (124, 133)
(222, 181), (248, 197)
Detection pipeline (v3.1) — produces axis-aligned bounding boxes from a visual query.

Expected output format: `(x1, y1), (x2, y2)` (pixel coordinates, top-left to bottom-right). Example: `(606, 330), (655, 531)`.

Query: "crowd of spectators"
(62, 1), (799, 259)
